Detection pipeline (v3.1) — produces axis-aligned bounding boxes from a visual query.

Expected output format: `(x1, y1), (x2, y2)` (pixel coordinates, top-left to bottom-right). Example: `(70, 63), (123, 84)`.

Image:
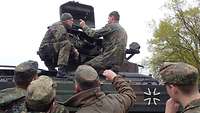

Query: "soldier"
(79, 11), (127, 73)
(64, 65), (136, 113)
(26, 75), (69, 113)
(0, 60), (39, 112)
(159, 62), (200, 113)
(38, 13), (80, 78)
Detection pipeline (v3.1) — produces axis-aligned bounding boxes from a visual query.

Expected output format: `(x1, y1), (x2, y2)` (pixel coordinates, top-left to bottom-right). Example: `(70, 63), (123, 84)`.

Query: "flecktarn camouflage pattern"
(159, 62), (198, 85)
(0, 87), (27, 112)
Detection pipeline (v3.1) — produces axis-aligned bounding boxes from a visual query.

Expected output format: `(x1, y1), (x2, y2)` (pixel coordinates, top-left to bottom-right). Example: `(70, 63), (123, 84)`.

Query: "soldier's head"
(159, 62), (199, 99)
(74, 65), (100, 93)
(61, 13), (74, 28)
(26, 75), (56, 112)
(14, 60), (39, 89)
(108, 11), (120, 24)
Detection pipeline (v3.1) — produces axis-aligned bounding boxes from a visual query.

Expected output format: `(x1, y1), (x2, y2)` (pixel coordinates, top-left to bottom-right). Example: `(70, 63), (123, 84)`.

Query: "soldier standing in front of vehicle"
(79, 11), (127, 73)
(64, 65), (136, 113)
(0, 60), (39, 112)
(159, 62), (200, 113)
(38, 13), (79, 78)
(26, 75), (69, 113)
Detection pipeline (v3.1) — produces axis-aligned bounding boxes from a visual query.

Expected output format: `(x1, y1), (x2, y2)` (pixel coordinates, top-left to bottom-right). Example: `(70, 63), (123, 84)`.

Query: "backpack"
(37, 27), (58, 68)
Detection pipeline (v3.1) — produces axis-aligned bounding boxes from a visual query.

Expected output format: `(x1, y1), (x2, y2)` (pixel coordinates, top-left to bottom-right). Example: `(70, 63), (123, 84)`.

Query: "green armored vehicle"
(0, 1), (169, 113)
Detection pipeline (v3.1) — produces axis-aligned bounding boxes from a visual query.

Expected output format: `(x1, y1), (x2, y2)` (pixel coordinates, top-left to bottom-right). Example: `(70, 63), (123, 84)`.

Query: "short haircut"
(175, 84), (198, 95)
(76, 80), (100, 90)
(14, 71), (36, 88)
(109, 11), (120, 21)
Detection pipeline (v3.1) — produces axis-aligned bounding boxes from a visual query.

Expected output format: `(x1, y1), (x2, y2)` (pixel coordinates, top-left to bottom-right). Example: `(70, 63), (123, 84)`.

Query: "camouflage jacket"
(182, 98), (200, 113)
(64, 76), (136, 113)
(40, 22), (83, 49)
(50, 103), (69, 113)
(82, 22), (127, 68)
(40, 22), (68, 46)
(0, 87), (27, 113)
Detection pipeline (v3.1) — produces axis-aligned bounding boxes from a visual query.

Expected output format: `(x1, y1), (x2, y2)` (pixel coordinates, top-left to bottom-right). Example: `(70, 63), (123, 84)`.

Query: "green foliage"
(148, 0), (200, 80)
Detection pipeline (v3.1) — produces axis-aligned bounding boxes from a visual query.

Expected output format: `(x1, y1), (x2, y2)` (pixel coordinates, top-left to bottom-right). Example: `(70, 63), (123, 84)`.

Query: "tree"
(148, 0), (200, 80)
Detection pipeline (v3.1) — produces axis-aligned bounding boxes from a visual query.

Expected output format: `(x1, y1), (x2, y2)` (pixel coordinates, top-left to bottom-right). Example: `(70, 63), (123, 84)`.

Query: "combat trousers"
(53, 40), (72, 66)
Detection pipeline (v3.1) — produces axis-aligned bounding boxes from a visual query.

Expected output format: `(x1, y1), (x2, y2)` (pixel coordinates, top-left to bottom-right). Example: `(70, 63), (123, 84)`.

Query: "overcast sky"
(0, 0), (167, 72)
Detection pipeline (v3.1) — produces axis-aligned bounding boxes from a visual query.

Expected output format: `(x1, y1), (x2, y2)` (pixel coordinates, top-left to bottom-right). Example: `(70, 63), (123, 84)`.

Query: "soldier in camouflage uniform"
(39, 13), (80, 77)
(64, 65), (136, 113)
(79, 11), (127, 73)
(0, 60), (39, 113)
(26, 75), (69, 113)
(159, 62), (200, 113)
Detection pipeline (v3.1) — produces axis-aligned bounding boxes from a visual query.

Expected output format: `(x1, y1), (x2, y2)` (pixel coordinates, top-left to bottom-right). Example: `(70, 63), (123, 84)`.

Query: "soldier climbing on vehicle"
(38, 13), (85, 78)
(38, 3), (138, 78)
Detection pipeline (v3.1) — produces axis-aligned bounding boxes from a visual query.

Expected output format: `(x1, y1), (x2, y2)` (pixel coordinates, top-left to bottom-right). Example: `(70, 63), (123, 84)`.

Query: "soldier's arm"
(103, 70), (136, 111)
(80, 19), (112, 38)
(52, 24), (67, 41)
(68, 33), (85, 49)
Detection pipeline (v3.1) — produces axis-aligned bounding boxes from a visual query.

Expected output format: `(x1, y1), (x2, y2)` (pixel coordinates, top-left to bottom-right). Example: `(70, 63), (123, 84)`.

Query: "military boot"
(56, 65), (67, 78)
(56, 65), (74, 80)
(47, 66), (57, 72)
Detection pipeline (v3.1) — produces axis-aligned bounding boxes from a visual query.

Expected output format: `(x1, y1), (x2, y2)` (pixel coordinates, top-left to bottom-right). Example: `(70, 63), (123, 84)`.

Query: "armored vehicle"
(0, 1), (169, 113)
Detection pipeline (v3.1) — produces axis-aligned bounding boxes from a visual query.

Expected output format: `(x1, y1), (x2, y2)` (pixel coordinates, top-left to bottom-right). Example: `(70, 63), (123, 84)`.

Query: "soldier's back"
(0, 87), (27, 113)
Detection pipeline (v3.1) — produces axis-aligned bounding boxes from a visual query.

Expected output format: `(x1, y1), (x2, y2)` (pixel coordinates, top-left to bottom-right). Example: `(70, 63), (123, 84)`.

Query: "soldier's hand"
(73, 48), (79, 60)
(79, 19), (86, 28)
(103, 70), (117, 81)
(165, 98), (180, 113)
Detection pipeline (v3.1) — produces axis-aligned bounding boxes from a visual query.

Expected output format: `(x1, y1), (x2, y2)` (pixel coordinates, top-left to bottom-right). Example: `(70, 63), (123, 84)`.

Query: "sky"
(0, 0), (167, 73)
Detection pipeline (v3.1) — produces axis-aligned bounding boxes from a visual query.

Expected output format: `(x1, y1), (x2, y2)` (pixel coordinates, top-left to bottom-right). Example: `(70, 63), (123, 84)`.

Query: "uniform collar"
(63, 87), (105, 107)
(183, 98), (200, 113)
